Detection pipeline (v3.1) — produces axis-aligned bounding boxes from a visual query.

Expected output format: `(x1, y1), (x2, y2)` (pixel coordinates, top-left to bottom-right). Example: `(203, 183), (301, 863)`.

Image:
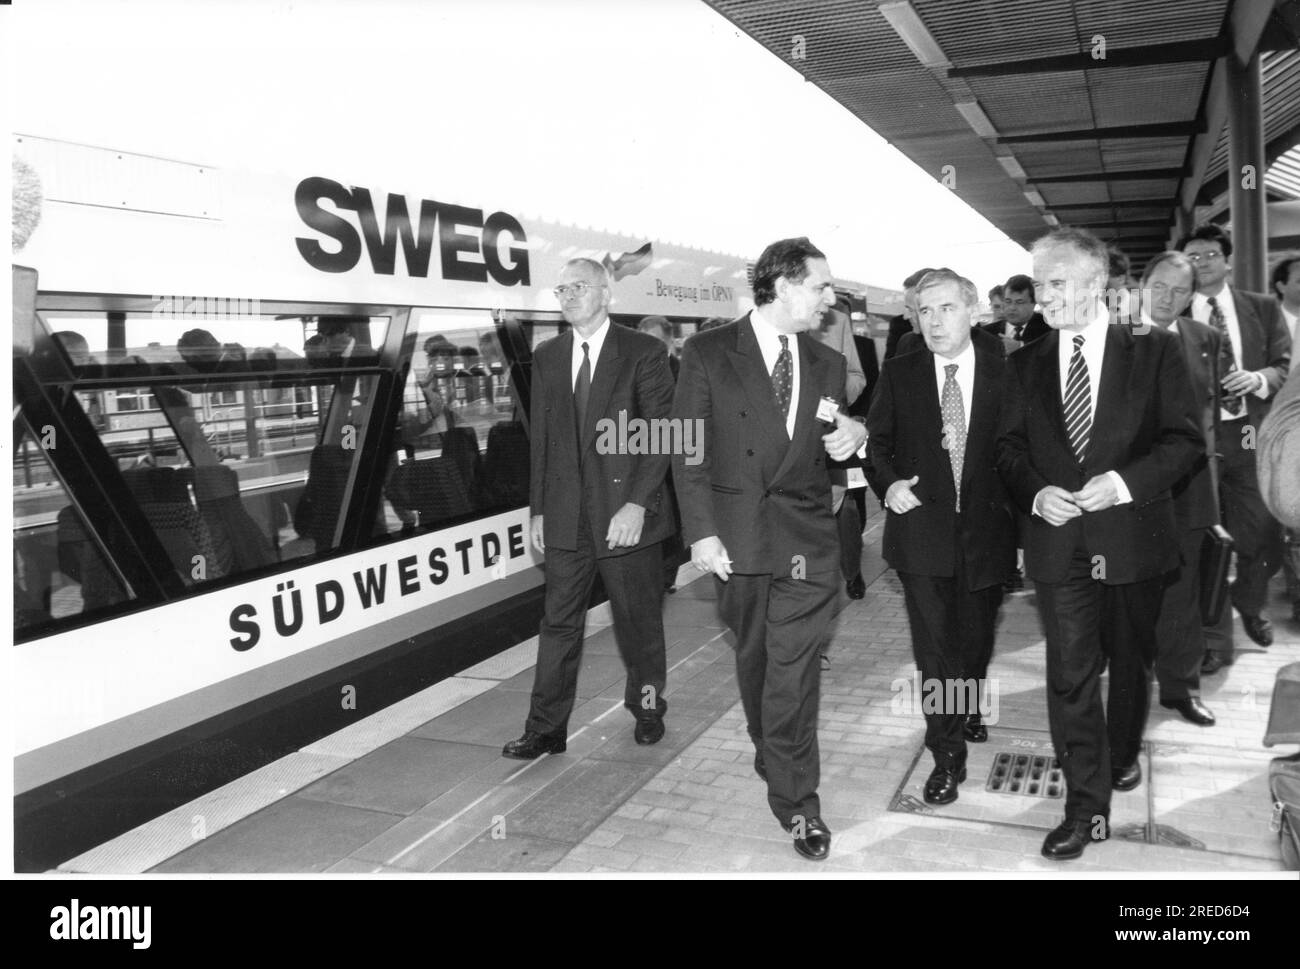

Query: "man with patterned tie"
(672, 237), (866, 861)
(866, 269), (1015, 805)
(1177, 225), (1291, 665)
(503, 257), (677, 759)
(997, 227), (1202, 860)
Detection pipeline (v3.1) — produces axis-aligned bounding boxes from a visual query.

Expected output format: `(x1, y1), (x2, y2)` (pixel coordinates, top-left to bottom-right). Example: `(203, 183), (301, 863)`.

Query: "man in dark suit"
(639, 315), (684, 592)
(1003, 274), (1050, 345)
(502, 258), (676, 759)
(997, 227), (1203, 860)
(883, 267), (936, 361)
(673, 237), (866, 861)
(1178, 224), (1291, 662)
(1138, 252), (1220, 727)
(867, 269), (1015, 804)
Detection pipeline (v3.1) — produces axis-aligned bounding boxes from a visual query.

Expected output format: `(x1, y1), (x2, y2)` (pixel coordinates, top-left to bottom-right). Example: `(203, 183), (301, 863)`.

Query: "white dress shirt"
(1033, 306), (1131, 515)
(750, 307), (800, 439)
(571, 316), (610, 389)
(1190, 284), (1271, 413)
(933, 338), (976, 427)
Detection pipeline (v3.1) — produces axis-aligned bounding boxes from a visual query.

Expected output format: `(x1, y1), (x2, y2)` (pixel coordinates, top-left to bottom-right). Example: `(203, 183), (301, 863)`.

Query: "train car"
(10, 134), (752, 869)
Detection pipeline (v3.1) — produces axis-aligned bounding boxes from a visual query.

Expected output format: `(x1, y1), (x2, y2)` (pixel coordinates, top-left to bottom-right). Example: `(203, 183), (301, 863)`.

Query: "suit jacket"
(866, 337), (1016, 591)
(996, 325), (1204, 585)
(1016, 312), (1051, 346)
(1164, 315), (1221, 531)
(672, 314), (847, 576)
(884, 313), (914, 361)
(1225, 287), (1291, 427)
(896, 325), (1008, 360)
(529, 322), (675, 557)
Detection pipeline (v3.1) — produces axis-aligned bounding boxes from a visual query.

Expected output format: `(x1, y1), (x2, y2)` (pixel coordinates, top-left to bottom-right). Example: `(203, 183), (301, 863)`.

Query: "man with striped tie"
(997, 227), (1203, 860)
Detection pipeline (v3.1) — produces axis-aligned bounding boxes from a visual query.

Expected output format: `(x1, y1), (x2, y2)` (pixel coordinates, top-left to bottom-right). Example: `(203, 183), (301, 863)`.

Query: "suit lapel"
(962, 342), (999, 498)
(725, 315), (788, 445)
(580, 322), (622, 451)
(1033, 331), (1068, 450)
(1092, 325), (1135, 464)
(771, 333), (830, 485)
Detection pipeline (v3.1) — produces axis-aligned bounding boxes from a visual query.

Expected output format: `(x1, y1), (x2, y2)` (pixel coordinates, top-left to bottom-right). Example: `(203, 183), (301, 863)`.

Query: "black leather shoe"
(1112, 761), (1142, 791)
(782, 815), (831, 861)
(754, 750), (768, 781)
(633, 713), (665, 745)
(1241, 613), (1273, 647)
(1041, 818), (1109, 860)
(846, 574), (866, 599)
(1200, 653), (1232, 675)
(1160, 696), (1216, 726)
(963, 713), (988, 743)
(664, 583), (677, 595)
(501, 729), (566, 759)
(922, 763), (967, 805)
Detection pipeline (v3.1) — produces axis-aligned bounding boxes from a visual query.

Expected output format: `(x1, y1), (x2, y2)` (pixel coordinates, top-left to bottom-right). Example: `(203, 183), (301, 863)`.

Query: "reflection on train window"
(375, 308), (529, 536)
(13, 422), (133, 631)
(31, 369), (382, 594)
(42, 310), (388, 377)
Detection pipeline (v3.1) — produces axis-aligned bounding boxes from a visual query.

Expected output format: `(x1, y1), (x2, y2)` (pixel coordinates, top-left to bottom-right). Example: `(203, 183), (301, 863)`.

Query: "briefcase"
(1199, 524), (1234, 626)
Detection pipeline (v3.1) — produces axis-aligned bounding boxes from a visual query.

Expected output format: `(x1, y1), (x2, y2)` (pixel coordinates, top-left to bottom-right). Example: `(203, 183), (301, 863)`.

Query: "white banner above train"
(15, 136), (751, 318)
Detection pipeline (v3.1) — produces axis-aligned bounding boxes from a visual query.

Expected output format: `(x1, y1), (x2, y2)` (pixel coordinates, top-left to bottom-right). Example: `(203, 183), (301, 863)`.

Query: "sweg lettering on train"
(294, 176), (530, 284)
(227, 524), (527, 650)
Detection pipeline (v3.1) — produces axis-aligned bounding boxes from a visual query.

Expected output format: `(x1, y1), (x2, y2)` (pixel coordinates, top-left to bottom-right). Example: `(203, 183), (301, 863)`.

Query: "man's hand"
(1034, 486), (1082, 526)
(822, 412), (867, 461)
(1072, 474), (1120, 512)
(885, 475), (922, 514)
(691, 536), (733, 581)
(530, 514), (545, 554)
(1222, 370), (1263, 397)
(606, 502), (646, 550)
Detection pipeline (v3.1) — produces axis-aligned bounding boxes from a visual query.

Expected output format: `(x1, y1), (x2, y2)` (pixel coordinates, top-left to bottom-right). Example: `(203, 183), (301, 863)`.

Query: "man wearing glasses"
(1177, 225), (1291, 667)
(502, 258), (676, 759)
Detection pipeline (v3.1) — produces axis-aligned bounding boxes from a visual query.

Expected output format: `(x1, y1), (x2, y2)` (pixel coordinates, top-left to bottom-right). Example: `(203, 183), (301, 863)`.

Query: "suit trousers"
(716, 569), (838, 826)
(526, 508), (667, 737)
(1035, 550), (1162, 824)
(1219, 416), (1283, 624)
(838, 494), (864, 582)
(1155, 527), (1208, 700)
(899, 554), (1002, 767)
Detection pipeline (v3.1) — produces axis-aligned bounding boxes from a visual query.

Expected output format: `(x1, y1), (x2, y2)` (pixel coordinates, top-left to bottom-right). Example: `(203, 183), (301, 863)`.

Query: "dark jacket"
(866, 335), (1015, 591)
(529, 322), (675, 556)
(996, 324), (1204, 585)
(672, 314), (847, 576)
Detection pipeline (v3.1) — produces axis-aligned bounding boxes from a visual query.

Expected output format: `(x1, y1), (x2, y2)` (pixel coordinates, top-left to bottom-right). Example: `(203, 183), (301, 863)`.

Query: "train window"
(375, 308), (528, 536)
(13, 421), (134, 632)
(41, 310), (389, 378)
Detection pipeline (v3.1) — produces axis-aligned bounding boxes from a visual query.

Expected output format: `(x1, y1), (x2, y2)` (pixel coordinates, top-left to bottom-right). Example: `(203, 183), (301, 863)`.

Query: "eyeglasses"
(1185, 251), (1224, 264)
(552, 282), (604, 300)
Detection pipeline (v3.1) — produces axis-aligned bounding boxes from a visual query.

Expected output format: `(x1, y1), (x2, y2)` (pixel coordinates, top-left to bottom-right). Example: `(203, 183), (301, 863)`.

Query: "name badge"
(816, 396), (841, 423)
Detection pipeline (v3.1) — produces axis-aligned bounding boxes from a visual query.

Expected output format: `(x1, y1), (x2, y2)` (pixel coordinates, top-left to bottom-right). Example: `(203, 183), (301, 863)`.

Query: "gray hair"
(1030, 226), (1109, 284)
(562, 257), (613, 290)
(915, 267), (980, 308)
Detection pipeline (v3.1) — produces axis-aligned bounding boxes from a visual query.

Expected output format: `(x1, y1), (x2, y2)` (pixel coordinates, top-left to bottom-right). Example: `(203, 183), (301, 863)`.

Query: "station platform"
(60, 506), (1298, 875)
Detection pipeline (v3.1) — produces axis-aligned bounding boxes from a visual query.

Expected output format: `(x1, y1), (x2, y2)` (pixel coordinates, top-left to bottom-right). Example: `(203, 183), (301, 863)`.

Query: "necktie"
(772, 335), (792, 419)
(574, 340), (591, 443)
(1063, 334), (1091, 464)
(1207, 297), (1242, 416)
(940, 363), (966, 511)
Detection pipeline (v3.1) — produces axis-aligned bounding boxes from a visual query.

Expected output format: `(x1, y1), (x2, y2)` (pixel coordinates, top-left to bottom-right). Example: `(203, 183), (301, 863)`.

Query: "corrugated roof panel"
(968, 71), (1095, 131)
(1089, 63), (1208, 126)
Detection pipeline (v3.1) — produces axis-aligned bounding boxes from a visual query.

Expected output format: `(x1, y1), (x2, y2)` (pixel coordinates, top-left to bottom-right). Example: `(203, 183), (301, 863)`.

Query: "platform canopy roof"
(704, 0), (1300, 267)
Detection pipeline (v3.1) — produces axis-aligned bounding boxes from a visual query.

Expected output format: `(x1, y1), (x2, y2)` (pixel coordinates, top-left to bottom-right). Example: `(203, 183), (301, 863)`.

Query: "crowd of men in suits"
(499, 225), (1297, 864)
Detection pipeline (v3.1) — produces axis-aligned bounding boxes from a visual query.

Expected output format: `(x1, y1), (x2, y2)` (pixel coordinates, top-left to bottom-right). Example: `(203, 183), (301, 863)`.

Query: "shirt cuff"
(1251, 371), (1271, 399)
(1032, 487), (1047, 517)
(1106, 470), (1132, 505)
